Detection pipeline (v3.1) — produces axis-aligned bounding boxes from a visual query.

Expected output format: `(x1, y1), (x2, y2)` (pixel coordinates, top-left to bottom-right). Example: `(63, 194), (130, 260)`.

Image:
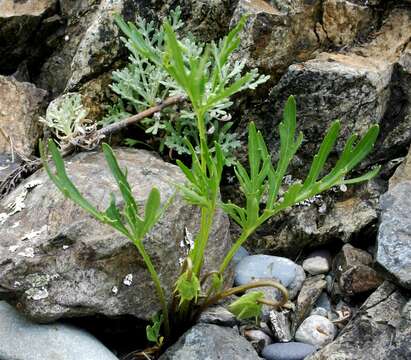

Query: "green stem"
(218, 228), (253, 275)
(134, 240), (170, 338)
(195, 279), (289, 320)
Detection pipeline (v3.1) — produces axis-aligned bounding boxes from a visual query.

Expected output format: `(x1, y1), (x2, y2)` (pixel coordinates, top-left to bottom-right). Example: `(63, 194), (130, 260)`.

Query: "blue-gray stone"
(235, 255), (306, 298)
(233, 246), (250, 265)
(262, 342), (316, 360)
(0, 301), (118, 360)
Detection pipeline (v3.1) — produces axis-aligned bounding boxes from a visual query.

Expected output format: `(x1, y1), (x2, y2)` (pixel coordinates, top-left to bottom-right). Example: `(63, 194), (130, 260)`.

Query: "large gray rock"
(0, 301), (118, 360)
(0, 76), (47, 157)
(307, 282), (411, 359)
(159, 323), (260, 360)
(376, 182), (411, 289)
(0, 148), (231, 322)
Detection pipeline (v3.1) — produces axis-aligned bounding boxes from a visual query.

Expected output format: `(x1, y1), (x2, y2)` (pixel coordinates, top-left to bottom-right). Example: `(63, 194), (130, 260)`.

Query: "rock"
(243, 329), (273, 350)
(302, 250), (331, 275)
(376, 182), (411, 289)
(0, 76), (47, 157)
(233, 246), (250, 265)
(159, 323), (260, 360)
(269, 309), (292, 342)
(0, 301), (118, 360)
(335, 244), (383, 295)
(306, 282), (411, 359)
(295, 315), (336, 349)
(198, 305), (237, 327)
(249, 8), (411, 255)
(235, 255), (306, 299)
(231, 0), (321, 78)
(262, 342), (316, 360)
(322, 0), (377, 47)
(310, 307), (328, 318)
(389, 146), (411, 189)
(0, 154), (20, 183)
(0, 148), (231, 322)
(0, 0), (57, 74)
(292, 275), (327, 332)
(314, 293), (332, 313)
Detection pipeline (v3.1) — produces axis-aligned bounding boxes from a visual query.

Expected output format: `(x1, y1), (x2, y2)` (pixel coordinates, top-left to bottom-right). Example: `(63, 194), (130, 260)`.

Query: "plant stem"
(134, 240), (170, 338)
(218, 228), (253, 275)
(195, 279), (289, 320)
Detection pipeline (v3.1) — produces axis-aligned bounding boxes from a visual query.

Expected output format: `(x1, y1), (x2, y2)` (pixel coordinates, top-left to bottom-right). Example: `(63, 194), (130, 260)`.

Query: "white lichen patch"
(62, 245), (70, 250)
(21, 225), (48, 241)
(18, 247), (35, 258)
(112, 286), (118, 295)
(25, 287), (49, 301)
(8, 245), (19, 253)
(123, 273), (133, 286)
(1, 179), (43, 222)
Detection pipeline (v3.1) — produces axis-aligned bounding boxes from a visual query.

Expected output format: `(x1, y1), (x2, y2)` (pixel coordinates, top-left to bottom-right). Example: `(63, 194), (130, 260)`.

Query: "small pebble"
(262, 342), (316, 360)
(295, 315), (336, 348)
(302, 250), (331, 275)
(244, 329), (273, 348)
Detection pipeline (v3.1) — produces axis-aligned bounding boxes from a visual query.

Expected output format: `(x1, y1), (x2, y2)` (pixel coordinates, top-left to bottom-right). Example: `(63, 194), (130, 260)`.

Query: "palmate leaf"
(228, 291), (264, 321)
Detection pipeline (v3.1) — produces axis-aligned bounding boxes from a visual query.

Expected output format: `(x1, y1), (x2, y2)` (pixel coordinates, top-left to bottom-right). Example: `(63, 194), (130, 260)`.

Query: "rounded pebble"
(235, 255), (306, 298)
(262, 342), (316, 360)
(302, 250), (331, 275)
(295, 315), (336, 348)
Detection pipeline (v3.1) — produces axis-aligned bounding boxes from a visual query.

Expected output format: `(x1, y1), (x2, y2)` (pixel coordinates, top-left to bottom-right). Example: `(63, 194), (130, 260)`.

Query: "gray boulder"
(307, 282), (411, 359)
(376, 181), (411, 289)
(0, 300), (118, 360)
(0, 148), (231, 322)
(159, 323), (260, 360)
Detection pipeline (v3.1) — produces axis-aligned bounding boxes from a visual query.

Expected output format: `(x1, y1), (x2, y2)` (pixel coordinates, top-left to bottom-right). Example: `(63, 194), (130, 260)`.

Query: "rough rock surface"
(322, 0), (377, 47)
(307, 282), (411, 359)
(248, 8), (411, 255)
(292, 275), (327, 332)
(231, 0), (322, 79)
(0, 76), (47, 157)
(262, 342), (316, 360)
(159, 323), (260, 360)
(334, 244), (383, 295)
(0, 0), (57, 74)
(0, 148), (231, 322)
(376, 181), (411, 289)
(0, 301), (118, 360)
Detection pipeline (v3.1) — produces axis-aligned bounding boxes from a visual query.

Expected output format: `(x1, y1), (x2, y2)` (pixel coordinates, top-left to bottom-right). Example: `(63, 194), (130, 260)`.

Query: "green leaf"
(175, 272), (201, 305)
(228, 291), (264, 321)
(146, 312), (163, 345)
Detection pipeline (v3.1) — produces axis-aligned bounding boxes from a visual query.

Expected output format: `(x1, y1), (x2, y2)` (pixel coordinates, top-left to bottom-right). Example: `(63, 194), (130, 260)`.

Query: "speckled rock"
(302, 250), (331, 275)
(235, 255), (306, 299)
(262, 342), (316, 360)
(376, 182), (411, 289)
(322, 0), (377, 47)
(0, 301), (118, 360)
(335, 244), (383, 295)
(0, 76), (47, 157)
(295, 315), (336, 349)
(307, 282), (411, 359)
(0, 148), (231, 322)
(159, 323), (260, 360)
(231, 0), (322, 78)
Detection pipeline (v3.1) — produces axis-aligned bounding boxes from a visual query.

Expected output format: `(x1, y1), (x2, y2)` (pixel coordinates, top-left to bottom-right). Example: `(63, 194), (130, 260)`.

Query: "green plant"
(104, 7), (265, 164)
(40, 13), (380, 353)
(39, 93), (90, 148)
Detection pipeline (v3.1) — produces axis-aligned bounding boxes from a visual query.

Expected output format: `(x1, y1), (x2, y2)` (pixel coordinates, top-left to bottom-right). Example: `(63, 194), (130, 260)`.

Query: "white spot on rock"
(18, 247), (35, 258)
(25, 287), (49, 300)
(123, 274), (133, 286)
(112, 286), (118, 295)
